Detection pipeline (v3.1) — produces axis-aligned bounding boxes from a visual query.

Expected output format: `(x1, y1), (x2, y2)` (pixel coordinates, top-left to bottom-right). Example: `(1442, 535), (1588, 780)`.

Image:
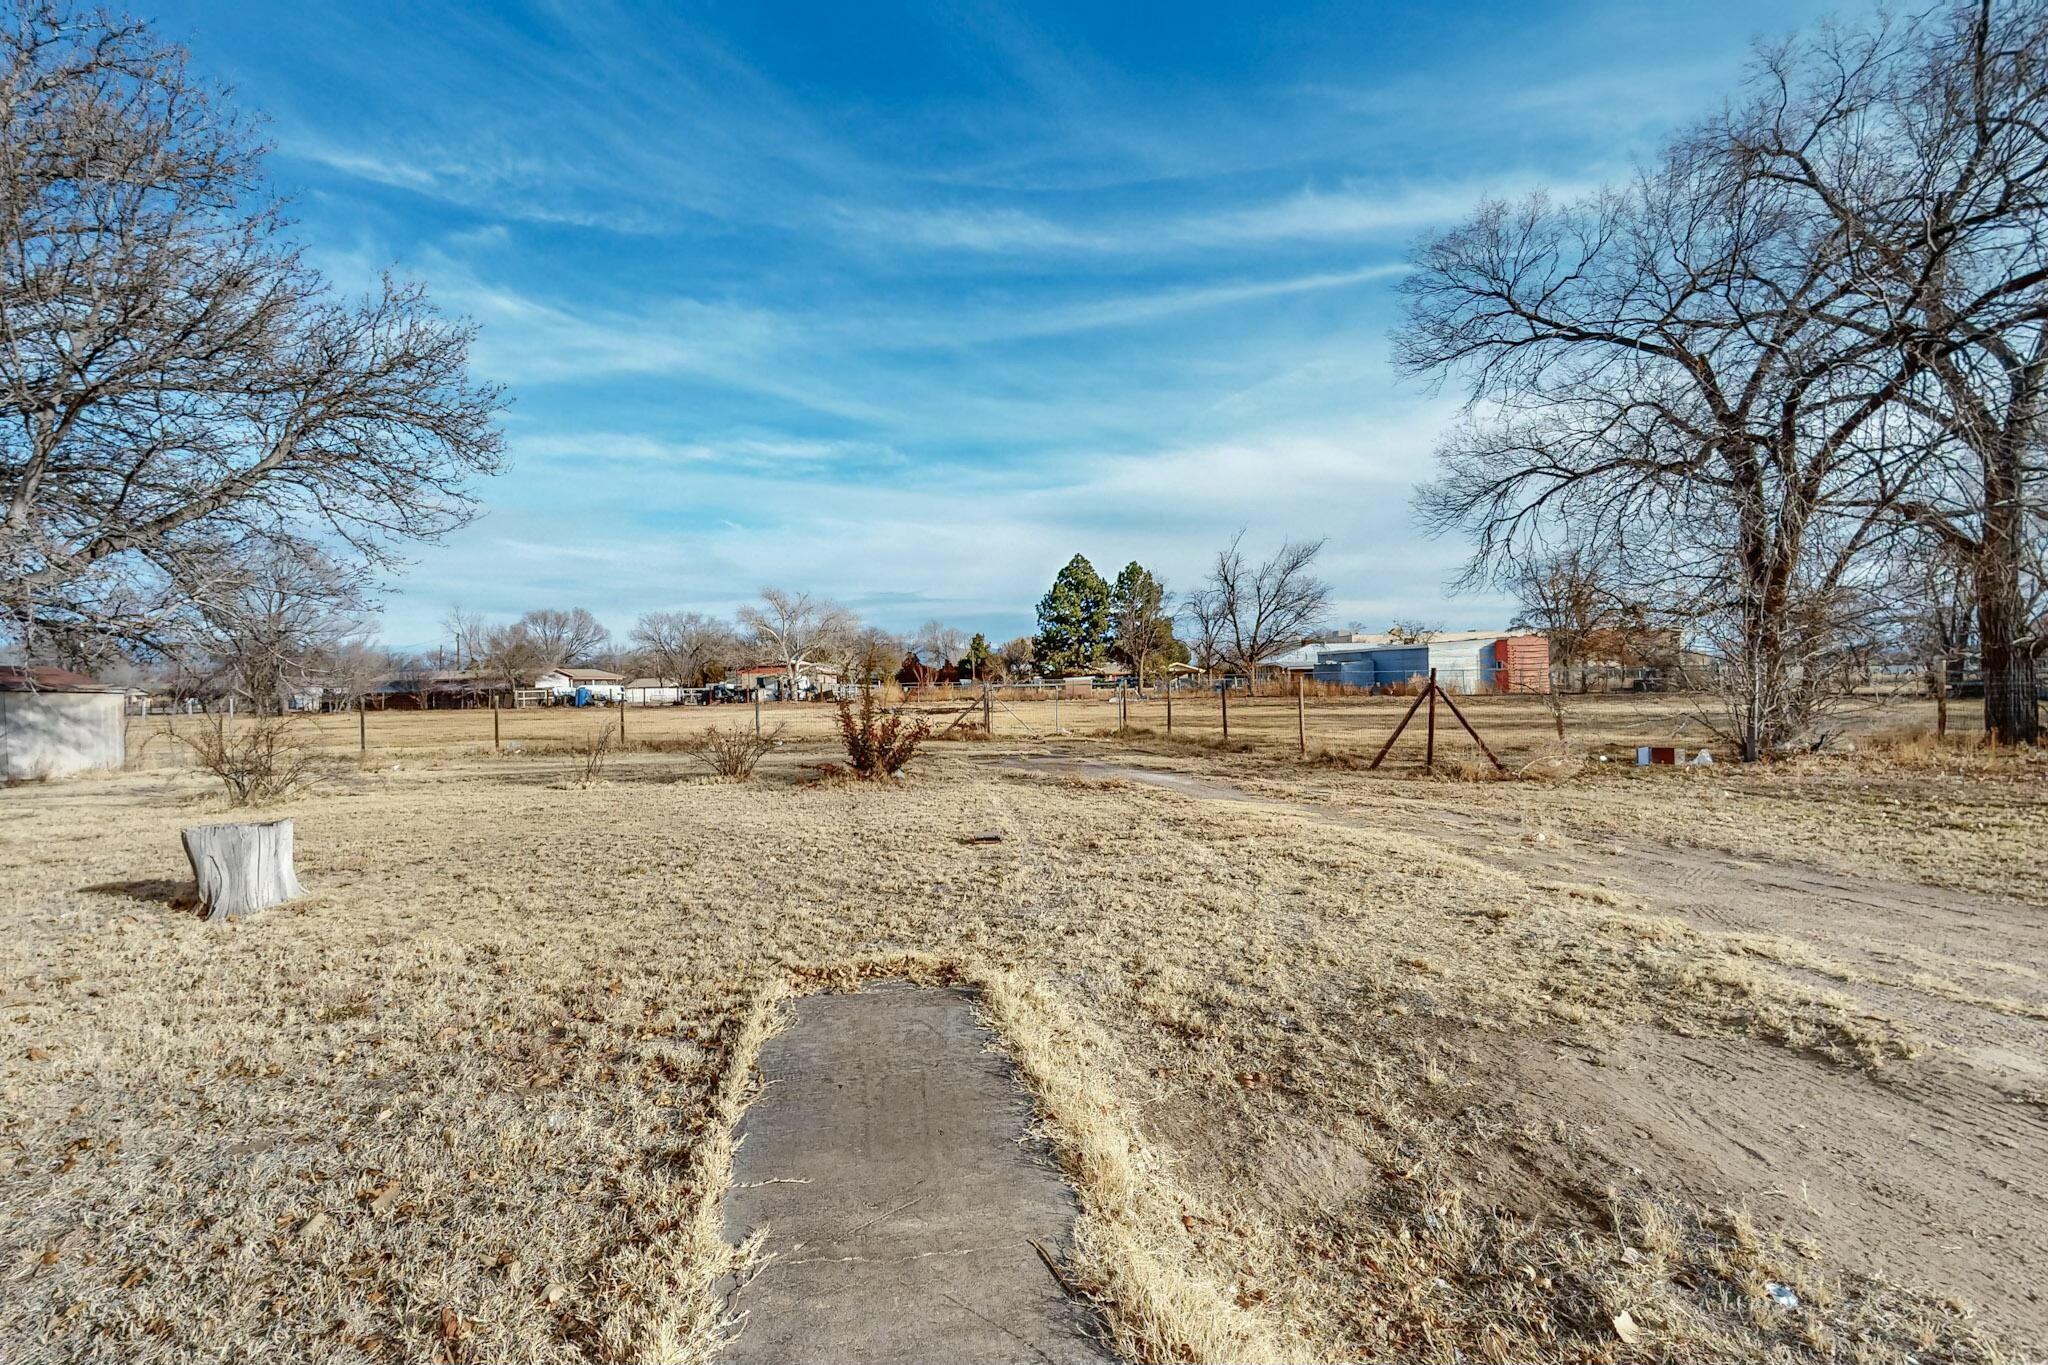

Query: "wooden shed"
(0, 666), (128, 781)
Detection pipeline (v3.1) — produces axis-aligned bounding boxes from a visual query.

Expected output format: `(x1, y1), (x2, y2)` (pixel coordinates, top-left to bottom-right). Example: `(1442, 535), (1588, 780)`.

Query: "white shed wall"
(0, 691), (127, 780)
(1425, 638), (1491, 689)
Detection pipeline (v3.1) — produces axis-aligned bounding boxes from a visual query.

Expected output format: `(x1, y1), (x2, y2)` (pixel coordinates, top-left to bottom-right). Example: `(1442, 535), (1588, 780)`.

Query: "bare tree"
(198, 547), (369, 714)
(996, 635), (1036, 680)
(910, 620), (965, 674)
(1894, 536), (1978, 738)
(1724, 1), (2048, 743)
(737, 587), (853, 692)
(839, 624), (905, 687)
(1187, 532), (1330, 690)
(442, 606), (489, 672)
(1397, 123), (1915, 758)
(0, 8), (504, 660)
(319, 636), (391, 713)
(1180, 591), (1229, 676)
(629, 610), (735, 687)
(1385, 619), (1443, 645)
(1508, 550), (1620, 693)
(519, 608), (609, 670)
(479, 624), (547, 692)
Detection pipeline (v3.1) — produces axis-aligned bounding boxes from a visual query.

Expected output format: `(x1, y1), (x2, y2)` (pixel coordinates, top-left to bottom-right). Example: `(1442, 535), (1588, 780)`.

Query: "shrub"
(571, 722), (616, 786)
(689, 723), (778, 779)
(163, 713), (317, 805)
(835, 688), (930, 779)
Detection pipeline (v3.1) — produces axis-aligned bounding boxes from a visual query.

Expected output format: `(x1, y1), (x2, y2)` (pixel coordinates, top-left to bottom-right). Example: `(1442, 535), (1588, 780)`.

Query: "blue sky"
(151, 0), (1863, 649)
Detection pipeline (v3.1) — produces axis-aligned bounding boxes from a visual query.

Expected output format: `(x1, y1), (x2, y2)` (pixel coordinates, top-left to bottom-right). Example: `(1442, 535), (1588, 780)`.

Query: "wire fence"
(124, 682), (1949, 772)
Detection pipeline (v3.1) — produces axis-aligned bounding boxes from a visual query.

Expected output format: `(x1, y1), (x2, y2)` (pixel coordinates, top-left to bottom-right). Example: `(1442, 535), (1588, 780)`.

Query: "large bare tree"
(629, 609), (735, 686)
(518, 608), (608, 670)
(910, 619), (965, 672)
(1397, 128), (1914, 758)
(737, 587), (853, 691)
(197, 546), (368, 714)
(0, 7), (503, 660)
(1725, 0), (2048, 742)
(1182, 532), (1329, 689)
(474, 608), (607, 689)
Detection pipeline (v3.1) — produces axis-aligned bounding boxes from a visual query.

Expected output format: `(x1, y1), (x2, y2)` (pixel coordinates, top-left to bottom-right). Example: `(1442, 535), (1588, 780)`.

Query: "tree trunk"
(183, 819), (306, 922)
(1976, 555), (2040, 745)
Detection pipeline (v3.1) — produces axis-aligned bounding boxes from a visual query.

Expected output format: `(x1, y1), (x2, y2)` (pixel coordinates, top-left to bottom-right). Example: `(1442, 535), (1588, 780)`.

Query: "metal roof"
(0, 665), (125, 693)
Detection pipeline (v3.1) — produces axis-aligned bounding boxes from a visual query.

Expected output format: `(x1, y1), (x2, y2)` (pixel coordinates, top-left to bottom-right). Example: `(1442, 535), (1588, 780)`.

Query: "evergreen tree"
(1034, 554), (1111, 675)
(962, 632), (994, 681)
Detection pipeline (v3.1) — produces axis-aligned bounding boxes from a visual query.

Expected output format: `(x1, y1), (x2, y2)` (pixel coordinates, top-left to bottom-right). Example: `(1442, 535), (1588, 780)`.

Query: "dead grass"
(0, 737), (2034, 1363)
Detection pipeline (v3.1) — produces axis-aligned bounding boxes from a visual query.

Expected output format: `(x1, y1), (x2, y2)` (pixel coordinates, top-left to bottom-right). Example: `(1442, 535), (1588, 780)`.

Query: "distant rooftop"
(0, 665), (125, 693)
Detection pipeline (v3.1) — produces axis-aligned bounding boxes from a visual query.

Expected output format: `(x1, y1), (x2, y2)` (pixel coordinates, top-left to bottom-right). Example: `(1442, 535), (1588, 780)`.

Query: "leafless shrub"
(571, 723), (616, 786)
(161, 714), (317, 805)
(688, 724), (778, 780)
(834, 689), (929, 779)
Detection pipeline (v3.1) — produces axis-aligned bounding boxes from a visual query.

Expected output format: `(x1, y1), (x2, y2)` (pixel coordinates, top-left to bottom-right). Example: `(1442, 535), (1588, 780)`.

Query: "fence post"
(1220, 682), (1229, 739)
(1118, 685), (1127, 733)
(358, 703), (367, 756)
(1296, 673), (1306, 756)
(1165, 687), (1173, 733)
(492, 703), (501, 752)
(1425, 667), (1438, 769)
(618, 694), (627, 744)
(983, 684), (993, 736)
(754, 689), (761, 736)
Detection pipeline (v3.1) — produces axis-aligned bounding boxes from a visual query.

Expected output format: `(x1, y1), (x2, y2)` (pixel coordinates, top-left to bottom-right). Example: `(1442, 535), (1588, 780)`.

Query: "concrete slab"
(720, 981), (1109, 1364)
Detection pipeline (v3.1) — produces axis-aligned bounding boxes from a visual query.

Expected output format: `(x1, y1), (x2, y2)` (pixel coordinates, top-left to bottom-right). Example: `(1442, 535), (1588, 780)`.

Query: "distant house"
(622, 676), (688, 706)
(368, 669), (506, 710)
(728, 661), (840, 700)
(533, 666), (626, 703)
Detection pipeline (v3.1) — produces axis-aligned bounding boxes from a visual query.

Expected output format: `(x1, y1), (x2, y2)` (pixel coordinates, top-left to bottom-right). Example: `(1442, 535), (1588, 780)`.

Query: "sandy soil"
(3, 724), (2042, 1363)
(1018, 750), (2048, 1340)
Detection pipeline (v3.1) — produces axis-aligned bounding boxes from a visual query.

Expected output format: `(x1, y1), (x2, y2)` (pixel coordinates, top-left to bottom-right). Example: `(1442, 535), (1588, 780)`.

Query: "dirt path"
(1003, 752), (2048, 1346)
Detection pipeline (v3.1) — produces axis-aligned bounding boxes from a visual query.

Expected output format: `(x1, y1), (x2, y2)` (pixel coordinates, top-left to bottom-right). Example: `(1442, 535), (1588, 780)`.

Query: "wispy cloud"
(167, 0), (1812, 647)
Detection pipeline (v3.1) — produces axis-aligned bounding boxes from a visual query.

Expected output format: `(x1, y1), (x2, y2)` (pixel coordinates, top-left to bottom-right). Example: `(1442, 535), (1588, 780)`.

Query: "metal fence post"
(1221, 682), (1229, 739)
(1425, 667), (1438, 769)
(358, 703), (367, 755)
(492, 702), (501, 752)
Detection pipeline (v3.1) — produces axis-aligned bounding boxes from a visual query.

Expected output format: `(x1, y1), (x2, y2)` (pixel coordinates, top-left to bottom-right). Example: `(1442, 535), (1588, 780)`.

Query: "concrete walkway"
(721, 981), (1108, 1363)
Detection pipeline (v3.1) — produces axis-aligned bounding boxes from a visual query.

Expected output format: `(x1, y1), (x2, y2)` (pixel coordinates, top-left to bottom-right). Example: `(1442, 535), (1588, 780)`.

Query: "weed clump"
(833, 689), (930, 779)
(687, 724), (778, 780)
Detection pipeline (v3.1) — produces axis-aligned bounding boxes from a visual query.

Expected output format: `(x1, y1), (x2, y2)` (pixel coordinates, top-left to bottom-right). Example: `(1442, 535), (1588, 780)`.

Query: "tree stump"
(182, 819), (306, 922)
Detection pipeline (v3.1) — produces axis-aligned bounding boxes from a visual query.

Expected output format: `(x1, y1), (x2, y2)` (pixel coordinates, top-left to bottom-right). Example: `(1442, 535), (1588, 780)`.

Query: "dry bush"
(688, 723), (778, 779)
(834, 688), (930, 778)
(1442, 755), (1512, 782)
(570, 722), (616, 786)
(161, 713), (318, 805)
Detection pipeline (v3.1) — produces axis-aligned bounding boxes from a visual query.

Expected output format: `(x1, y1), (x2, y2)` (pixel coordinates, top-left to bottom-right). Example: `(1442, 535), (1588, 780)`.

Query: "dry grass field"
(7, 696), (2045, 1363)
